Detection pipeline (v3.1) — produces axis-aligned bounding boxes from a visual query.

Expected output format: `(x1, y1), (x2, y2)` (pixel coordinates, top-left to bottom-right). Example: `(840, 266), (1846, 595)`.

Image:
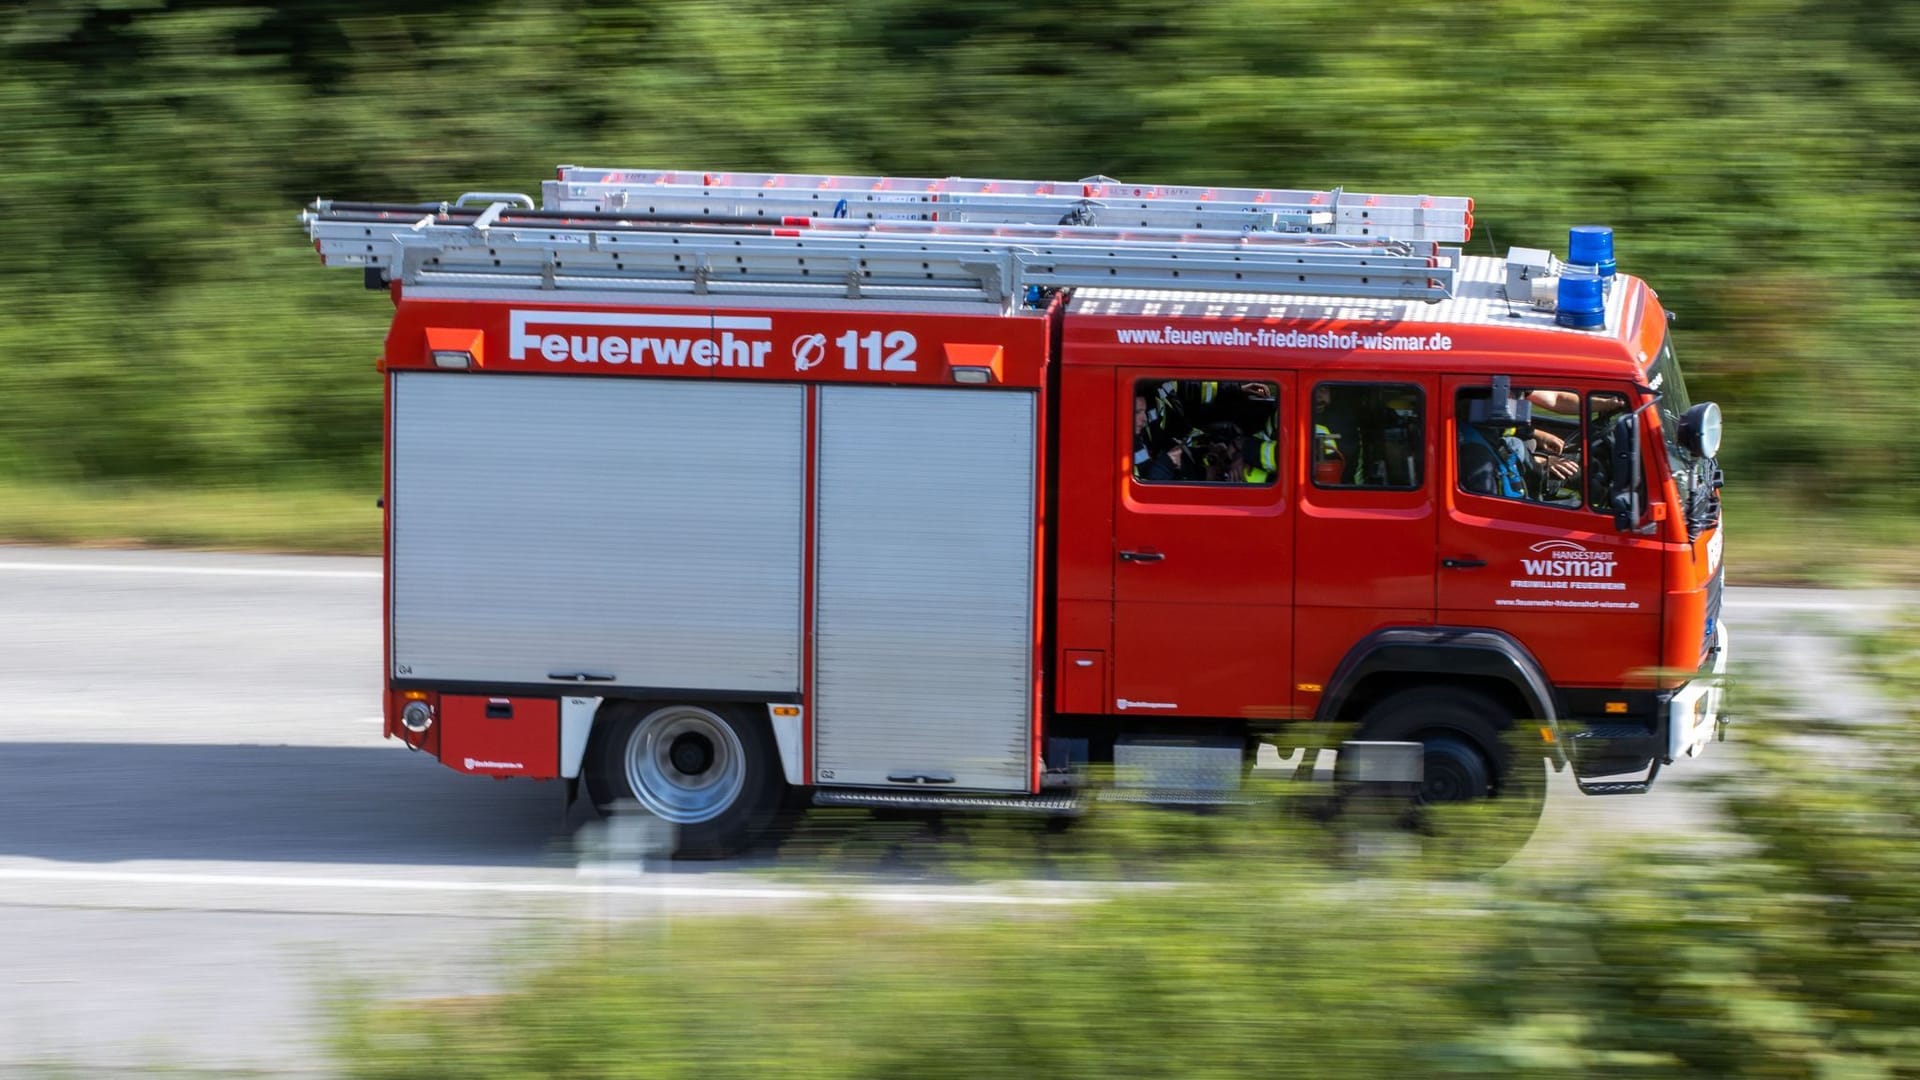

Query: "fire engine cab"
(302, 166), (1728, 855)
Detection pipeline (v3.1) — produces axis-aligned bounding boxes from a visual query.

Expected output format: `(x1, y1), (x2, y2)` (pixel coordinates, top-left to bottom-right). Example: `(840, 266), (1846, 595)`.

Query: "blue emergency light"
(1567, 225), (1616, 282)
(1556, 273), (1606, 329)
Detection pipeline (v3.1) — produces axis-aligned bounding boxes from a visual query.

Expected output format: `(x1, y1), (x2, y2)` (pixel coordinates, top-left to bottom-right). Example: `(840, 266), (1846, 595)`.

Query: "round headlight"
(400, 700), (434, 733)
(1680, 401), (1722, 458)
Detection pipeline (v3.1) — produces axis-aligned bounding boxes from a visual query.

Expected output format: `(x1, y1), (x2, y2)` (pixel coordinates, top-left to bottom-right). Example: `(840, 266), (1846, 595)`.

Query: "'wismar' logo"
(507, 309), (775, 368)
(1523, 539), (1617, 578)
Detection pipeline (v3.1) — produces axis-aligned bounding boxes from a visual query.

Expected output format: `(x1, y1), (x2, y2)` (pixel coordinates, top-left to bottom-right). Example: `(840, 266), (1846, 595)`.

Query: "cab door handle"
(1442, 557), (1486, 569)
(1120, 550), (1165, 563)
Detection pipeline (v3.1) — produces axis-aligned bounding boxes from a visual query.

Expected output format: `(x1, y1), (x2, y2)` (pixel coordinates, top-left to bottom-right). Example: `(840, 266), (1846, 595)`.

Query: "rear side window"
(1310, 383), (1424, 489)
(1132, 379), (1279, 486)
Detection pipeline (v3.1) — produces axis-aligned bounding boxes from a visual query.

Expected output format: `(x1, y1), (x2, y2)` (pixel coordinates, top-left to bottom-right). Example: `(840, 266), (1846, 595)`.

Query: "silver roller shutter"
(813, 386), (1036, 792)
(391, 372), (804, 691)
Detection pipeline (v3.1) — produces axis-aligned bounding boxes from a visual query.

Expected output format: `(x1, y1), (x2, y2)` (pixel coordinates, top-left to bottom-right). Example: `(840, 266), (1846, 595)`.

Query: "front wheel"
(585, 702), (785, 858)
(1357, 686), (1548, 867)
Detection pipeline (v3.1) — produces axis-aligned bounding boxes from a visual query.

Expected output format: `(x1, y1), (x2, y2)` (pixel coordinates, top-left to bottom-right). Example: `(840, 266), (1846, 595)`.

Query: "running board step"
(1576, 780), (1653, 796)
(813, 790), (1081, 814)
(1575, 756), (1660, 796)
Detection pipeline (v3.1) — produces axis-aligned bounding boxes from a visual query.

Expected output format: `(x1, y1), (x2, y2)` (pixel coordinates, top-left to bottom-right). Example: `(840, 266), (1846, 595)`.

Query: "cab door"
(1291, 376), (1439, 710)
(1436, 376), (1664, 687)
(1111, 371), (1295, 720)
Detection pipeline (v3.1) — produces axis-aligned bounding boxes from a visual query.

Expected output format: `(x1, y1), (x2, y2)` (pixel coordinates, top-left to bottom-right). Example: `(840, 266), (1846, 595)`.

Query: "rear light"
(401, 700), (435, 733)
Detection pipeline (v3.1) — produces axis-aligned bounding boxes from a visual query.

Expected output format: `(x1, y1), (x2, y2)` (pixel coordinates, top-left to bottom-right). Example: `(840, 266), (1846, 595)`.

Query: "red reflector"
(773, 229), (800, 237)
(782, 216), (812, 227)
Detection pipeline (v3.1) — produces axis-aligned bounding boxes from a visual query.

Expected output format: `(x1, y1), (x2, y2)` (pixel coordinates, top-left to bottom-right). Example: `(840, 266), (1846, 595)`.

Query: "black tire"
(1418, 733), (1492, 804)
(584, 701), (786, 859)
(1356, 685), (1549, 864)
(1358, 685), (1547, 808)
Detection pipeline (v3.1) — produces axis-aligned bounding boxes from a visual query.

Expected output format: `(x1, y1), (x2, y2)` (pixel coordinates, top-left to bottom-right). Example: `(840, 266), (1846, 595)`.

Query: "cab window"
(1310, 383), (1424, 489)
(1133, 379), (1279, 486)
(1455, 387), (1584, 509)
(1584, 391), (1644, 513)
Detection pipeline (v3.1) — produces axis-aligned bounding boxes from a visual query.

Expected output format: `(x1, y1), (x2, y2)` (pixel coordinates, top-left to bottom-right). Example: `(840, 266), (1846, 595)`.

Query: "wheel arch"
(1316, 627), (1566, 767)
(566, 695), (803, 785)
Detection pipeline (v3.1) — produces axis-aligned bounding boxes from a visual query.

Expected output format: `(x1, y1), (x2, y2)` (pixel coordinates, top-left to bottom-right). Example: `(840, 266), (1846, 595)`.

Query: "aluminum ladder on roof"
(547, 165), (1475, 244)
(300, 192), (1460, 307)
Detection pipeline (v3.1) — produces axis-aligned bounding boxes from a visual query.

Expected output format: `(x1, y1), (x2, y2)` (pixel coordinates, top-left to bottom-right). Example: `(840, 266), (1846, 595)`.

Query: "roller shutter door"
(391, 372), (804, 692)
(813, 386), (1036, 792)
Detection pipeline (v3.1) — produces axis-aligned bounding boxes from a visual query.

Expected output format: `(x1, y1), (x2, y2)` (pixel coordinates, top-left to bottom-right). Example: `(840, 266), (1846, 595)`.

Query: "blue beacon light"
(1555, 273), (1606, 330)
(1567, 225), (1616, 283)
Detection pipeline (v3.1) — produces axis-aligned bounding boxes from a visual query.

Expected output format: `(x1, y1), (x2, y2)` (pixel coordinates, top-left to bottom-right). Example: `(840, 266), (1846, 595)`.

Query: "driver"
(1459, 387), (1584, 501)
(1459, 420), (1533, 499)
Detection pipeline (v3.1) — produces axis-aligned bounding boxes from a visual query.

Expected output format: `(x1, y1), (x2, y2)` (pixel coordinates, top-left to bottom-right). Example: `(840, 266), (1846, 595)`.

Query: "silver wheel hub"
(622, 706), (747, 824)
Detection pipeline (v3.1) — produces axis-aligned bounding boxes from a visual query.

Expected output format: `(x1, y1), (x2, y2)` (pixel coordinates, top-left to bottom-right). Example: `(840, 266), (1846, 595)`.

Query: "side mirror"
(1679, 401), (1722, 458)
(1609, 411), (1642, 532)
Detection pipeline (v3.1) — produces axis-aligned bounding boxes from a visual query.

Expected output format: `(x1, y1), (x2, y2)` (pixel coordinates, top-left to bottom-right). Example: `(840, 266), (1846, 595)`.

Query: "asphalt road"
(0, 546), (1896, 1073)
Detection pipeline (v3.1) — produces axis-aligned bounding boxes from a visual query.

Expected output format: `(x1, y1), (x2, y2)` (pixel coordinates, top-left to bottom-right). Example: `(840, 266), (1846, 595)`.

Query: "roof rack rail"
(549, 165), (1474, 244)
(301, 187), (1460, 307)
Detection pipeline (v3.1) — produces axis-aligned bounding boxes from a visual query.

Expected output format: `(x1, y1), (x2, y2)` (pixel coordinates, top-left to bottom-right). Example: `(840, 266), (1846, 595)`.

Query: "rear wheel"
(585, 702), (785, 858)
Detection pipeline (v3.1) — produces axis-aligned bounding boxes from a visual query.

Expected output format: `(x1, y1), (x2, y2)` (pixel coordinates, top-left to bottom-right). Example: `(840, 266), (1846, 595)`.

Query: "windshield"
(1646, 335), (1718, 533)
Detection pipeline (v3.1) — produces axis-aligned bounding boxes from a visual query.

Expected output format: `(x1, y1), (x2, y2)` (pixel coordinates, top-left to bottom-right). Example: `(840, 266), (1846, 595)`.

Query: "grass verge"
(1722, 488), (1920, 586)
(0, 478), (378, 555)
(0, 478), (1910, 587)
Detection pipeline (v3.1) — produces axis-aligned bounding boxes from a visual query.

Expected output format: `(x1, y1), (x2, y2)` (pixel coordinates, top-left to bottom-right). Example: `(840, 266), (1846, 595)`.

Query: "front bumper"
(1667, 620), (1731, 761)
(1566, 621), (1730, 794)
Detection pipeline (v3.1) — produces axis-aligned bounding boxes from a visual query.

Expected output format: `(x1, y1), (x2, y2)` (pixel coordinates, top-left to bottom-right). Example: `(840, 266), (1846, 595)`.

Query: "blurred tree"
(0, 0), (1914, 507)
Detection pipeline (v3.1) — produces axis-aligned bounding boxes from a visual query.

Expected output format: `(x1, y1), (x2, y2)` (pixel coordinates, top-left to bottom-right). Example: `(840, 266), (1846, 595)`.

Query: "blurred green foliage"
(3, 0), (1918, 515)
(335, 625), (1920, 1078)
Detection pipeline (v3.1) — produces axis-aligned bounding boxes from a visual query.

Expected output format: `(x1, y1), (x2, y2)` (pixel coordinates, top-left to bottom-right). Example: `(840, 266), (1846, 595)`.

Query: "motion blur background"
(4, 3), (1920, 1075)
(1, 0), (1918, 575)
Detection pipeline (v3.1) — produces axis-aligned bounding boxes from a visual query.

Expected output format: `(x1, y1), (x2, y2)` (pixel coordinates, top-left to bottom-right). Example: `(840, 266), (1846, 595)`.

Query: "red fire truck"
(301, 167), (1727, 855)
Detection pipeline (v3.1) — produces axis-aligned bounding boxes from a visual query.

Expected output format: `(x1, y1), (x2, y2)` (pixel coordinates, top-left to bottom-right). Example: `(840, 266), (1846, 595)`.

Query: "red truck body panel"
(373, 268), (1715, 787)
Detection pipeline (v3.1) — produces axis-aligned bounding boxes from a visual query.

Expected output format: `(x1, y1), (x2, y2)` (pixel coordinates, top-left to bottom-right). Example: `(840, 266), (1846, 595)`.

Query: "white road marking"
(1723, 599), (1889, 614)
(0, 561), (377, 580)
(0, 866), (1083, 907)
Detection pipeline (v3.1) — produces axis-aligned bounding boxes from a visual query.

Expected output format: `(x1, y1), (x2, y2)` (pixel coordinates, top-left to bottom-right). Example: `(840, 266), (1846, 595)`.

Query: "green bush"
(333, 620), (1920, 1078)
